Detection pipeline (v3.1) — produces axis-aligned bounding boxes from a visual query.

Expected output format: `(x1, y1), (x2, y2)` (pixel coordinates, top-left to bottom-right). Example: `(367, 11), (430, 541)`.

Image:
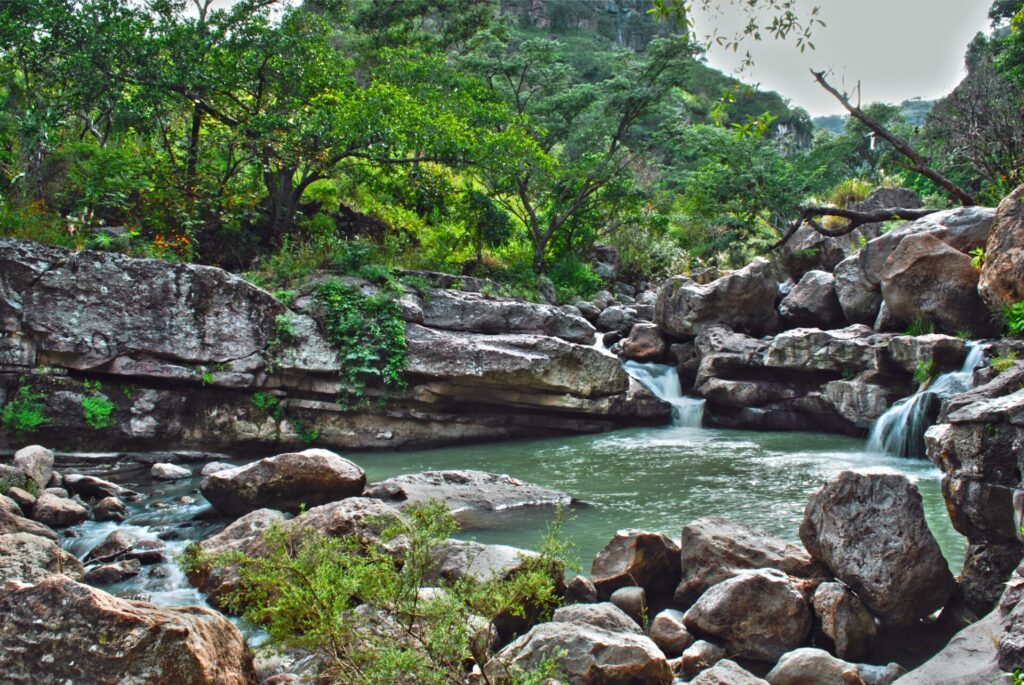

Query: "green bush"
(913, 359), (937, 385)
(81, 380), (114, 430)
(991, 350), (1018, 373)
(315, 280), (408, 408)
(196, 501), (568, 685)
(0, 474), (40, 496)
(1, 382), (49, 434)
(546, 255), (604, 304)
(829, 178), (873, 207)
(1003, 301), (1024, 337)
(905, 315), (936, 337)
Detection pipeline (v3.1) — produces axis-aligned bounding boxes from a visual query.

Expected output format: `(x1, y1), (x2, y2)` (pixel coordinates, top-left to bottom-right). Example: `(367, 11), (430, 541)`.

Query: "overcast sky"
(690, 0), (994, 116)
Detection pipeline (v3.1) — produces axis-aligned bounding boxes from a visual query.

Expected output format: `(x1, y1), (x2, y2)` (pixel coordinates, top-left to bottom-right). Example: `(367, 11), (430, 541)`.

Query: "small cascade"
(868, 343), (986, 457)
(623, 360), (705, 428)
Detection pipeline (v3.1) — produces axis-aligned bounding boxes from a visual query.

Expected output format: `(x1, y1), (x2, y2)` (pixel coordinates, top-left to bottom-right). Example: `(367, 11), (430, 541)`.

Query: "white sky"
(691, 0), (994, 116)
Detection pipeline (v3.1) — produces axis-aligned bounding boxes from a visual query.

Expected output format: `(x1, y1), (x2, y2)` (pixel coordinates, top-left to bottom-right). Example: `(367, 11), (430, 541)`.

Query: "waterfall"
(867, 343), (986, 458)
(623, 360), (705, 428)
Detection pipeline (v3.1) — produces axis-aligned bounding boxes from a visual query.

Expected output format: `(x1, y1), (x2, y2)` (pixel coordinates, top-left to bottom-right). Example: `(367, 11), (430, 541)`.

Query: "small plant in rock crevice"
(0, 474), (39, 496)
(314, 279), (407, 409)
(81, 379), (115, 430)
(1003, 301), (1024, 338)
(991, 350), (1019, 374)
(913, 359), (937, 385)
(1, 381), (49, 434)
(905, 315), (936, 337)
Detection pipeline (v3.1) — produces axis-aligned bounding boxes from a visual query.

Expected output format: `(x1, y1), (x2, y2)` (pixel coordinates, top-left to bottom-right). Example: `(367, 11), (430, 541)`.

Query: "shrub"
(1003, 301), (1024, 337)
(905, 315), (936, 337)
(913, 359), (937, 385)
(81, 380), (114, 430)
(829, 178), (873, 207)
(991, 350), (1018, 373)
(201, 501), (569, 685)
(546, 255), (604, 304)
(0, 474), (39, 496)
(315, 280), (407, 408)
(1, 382), (49, 434)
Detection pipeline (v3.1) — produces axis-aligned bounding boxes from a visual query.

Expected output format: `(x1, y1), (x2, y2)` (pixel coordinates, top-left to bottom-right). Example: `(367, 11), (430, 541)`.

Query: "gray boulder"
(63, 474), (141, 502)
(764, 326), (886, 373)
(0, 532), (84, 583)
(425, 539), (539, 585)
(812, 581), (877, 660)
(690, 659), (770, 685)
(647, 608), (693, 657)
(596, 306), (639, 334)
(31, 493), (88, 528)
(151, 462), (191, 481)
(979, 184), (1024, 310)
(683, 569), (813, 662)
(620, 323), (668, 363)
(764, 648), (865, 685)
(778, 271), (845, 329)
(656, 258), (780, 339)
(800, 471), (955, 626)
(552, 602), (643, 635)
(679, 640), (727, 679)
(591, 529), (681, 599)
(200, 449), (366, 517)
(834, 256), (882, 326)
(609, 586), (647, 627)
(12, 444), (53, 490)
(898, 610), (1005, 685)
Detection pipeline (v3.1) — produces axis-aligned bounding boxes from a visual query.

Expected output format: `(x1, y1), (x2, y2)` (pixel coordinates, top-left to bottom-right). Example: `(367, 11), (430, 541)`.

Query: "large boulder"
(811, 581), (877, 660)
(880, 233), (994, 336)
(63, 474), (141, 502)
(364, 470), (571, 527)
(0, 532), (83, 584)
(800, 471), (956, 626)
(0, 575), (257, 684)
(674, 517), (828, 605)
(778, 271), (845, 329)
(31, 493), (88, 528)
(591, 529), (681, 600)
(484, 621), (672, 684)
(764, 326), (887, 373)
(0, 508), (57, 540)
(682, 569), (813, 662)
(288, 497), (406, 554)
(551, 602), (643, 635)
(690, 659), (769, 685)
(200, 449), (366, 517)
(424, 539), (539, 585)
(897, 610), (1005, 685)
(979, 184), (1024, 310)
(12, 444), (53, 490)
(620, 323), (668, 363)
(764, 648), (866, 685)
(647, 608), (693, 656)
(833, 256), (882, 326)
(656, 258), (780, 339)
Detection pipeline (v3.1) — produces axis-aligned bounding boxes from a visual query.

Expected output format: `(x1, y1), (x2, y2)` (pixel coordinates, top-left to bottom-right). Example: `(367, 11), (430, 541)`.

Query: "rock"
(800, 471), (955, 626)
(200, 461), (235, 476)
(591, 529), (681, 599)
(485, 621), (672, 685)
(364, 470), (571, 526)
(764, 326), (886, 373)
(31, 493), (88, 528)
(151, 462), (192, 481)
(674, 516), (828, 606)
(575, 301), (601, 321)
(778, 271), (845, 329)
(92, 496), (128, 522)
(424, 539), (539, 585)
(0, 532), (84, 583)
(648, 608), (693, 657)
(12, 444), (53, 489)
(609, 586), (647, 627)
(596, 306), (639, 334)
(979, 184), (1024, 310)
(678, 640), (727, 679)
(0, 507), (57, 540)
(43, 487), (68, 498)
(620, 323), (668, 362)
(5, 486), (35, 514)
(288, 497), (407, 557)
(812, 582), (877, 660)
(565, 575), (598, 604)
(200, 448), (366, 517)
(880, 233), (993, 336)
(85, 529), (139, 564)
(656, 258), (780, 339)
(834, 256), (882, 326)
(957, 543), (1024, 617)
(690, 659), (770, 685)
(84, 558), (143, 584)
(858, 663), (905, 685)
(874, 301), (902, 332)
(897, 610), (1004, 685)
(683, 569), (812, 662)
(764, 647), (865, 685)
(0, 575), (257, 684)
(886, 334), (968, 376)
(63, 474), (141, 501)
(0, 493), (21, 515)
(551, 602), (643, 635)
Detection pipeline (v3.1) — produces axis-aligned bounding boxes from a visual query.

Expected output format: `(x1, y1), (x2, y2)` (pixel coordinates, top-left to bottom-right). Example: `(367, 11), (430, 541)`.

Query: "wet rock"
(151, 462), (191, 481)
(84, 558), (142, 584)
(674, 516), (828, 606)
(620, 323), (668, 362)
(656, 258), (780, 339)
(12, 444), (53, 490)
(485, 621), (672, 684)
(764, 647), (865, 685)
(683, 568), (812, 662)
(610, 586), (647, 627)
(690, 659), (769, 685)
(0, 532), (84, 583)
(648, 608), (693, 657)
(591, 529), (681, 599)
(596, 306), (639, 334)
(979, 184), (1024, 310)
(125, 538), (166, 565)
(63, 474), (141, 502)
(834, 256), (882, 326)
(811, 581), (877, 660)
(31, 493), (88, 528)
(565, 575), (598, 604)
(364, 470), (571, 525)
(575, 301), (601, 321)
(200, 448), (366, 517)
(200, 461), (235, 476)
(0, 575), (258, 684)
(778, 270), (845, 329)
(678, 640), (727, 679)
(0, 507), (57, 540)
(85, 530), (138, 563)
(800, 471), (955, 626)
(881, 232), (994, 337)
(899, 610), (1004, 685)
(5, 486), (35, 514)
(551, 602), (643, 635)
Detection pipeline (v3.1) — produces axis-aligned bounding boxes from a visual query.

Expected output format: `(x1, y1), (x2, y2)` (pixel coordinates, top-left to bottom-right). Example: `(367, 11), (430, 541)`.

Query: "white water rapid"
(867, 343), (986, 458)
(623, 360), (706, 428)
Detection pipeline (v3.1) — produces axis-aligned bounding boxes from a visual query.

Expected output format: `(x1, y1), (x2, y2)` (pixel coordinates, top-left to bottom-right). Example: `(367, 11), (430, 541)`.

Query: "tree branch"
(773, 206), (941, 249)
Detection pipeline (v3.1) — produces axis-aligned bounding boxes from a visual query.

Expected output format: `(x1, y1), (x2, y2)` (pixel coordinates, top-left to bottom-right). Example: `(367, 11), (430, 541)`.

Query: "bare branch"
(772, 206), (940, 249)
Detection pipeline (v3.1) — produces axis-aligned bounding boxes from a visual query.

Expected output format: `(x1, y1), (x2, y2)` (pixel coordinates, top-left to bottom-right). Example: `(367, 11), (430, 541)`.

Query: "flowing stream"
(868, 343), (986, 458)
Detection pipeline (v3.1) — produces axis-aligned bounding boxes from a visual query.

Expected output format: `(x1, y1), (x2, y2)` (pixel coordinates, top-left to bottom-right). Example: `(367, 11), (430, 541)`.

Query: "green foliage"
(315, 280), (407, 408)
(1, 382), (48, 434)
(292, 419), (320, 446)
(913, 359), (937, 385)
(956, 329), (973, 340)
(1003, 301), (1024, 337)
(905, 316), (937, 337)
(829, 178), (873, 207)
(201, 501), (567, 685)
(991, 350), (1019, 373)
(252, 392), (285, 421)
(80, 380), (114, 430)
(970, 247), (986, 271)
(546, 255), (604, 304)
(0, 473), (39, 497)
